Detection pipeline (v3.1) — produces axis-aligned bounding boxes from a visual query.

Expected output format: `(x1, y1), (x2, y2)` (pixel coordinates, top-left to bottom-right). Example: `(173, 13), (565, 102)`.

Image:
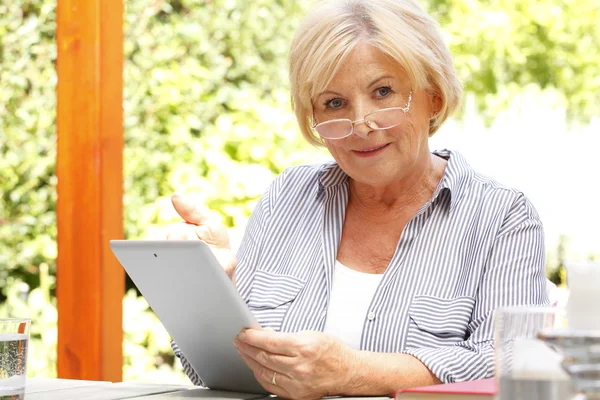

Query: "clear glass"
(313, 107), (407, 139)
(312, 91), (413, 140)
(495, 306), (572, 400)
(0, 318), (30, 399)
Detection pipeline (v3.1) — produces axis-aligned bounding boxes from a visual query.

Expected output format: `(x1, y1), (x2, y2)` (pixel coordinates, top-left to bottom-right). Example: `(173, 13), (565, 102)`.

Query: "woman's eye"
(375, 86), (392, 97)
(325, 98), (344, 109)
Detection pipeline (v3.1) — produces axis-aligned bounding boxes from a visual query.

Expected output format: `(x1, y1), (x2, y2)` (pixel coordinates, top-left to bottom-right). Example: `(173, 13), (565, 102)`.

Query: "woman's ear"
(431, 92), (443, 117)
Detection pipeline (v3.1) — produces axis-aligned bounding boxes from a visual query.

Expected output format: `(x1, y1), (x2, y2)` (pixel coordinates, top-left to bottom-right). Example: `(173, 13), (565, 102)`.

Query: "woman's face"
(313, 43), (439, 188)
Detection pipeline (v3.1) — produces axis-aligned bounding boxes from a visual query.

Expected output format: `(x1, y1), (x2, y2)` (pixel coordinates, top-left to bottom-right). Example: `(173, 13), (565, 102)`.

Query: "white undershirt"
(323, 260), (384, 349)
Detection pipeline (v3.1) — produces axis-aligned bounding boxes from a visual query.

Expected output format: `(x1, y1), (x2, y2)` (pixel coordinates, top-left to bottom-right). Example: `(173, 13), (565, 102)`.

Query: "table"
(24, 378), (392, 399)
(24, 378), (266, 400)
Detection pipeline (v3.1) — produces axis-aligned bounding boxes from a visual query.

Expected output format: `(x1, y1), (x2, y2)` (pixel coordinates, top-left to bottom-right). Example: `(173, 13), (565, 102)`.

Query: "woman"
(168, 0), (548, 397)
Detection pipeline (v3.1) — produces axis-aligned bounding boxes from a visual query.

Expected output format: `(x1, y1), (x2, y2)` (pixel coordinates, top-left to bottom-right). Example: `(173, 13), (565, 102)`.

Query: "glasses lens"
(367, 108), (405, 130)
(315, 120), (353, 139)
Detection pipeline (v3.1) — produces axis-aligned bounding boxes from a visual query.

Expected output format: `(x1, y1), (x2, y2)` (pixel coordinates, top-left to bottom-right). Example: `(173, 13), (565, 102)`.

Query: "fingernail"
(233, 337), (240, 347)
(239, 331), (247, 342)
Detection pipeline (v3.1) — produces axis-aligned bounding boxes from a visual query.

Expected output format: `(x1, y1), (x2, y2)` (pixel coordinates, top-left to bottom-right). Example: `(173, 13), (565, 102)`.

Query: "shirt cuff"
(402, 341), (495, 383)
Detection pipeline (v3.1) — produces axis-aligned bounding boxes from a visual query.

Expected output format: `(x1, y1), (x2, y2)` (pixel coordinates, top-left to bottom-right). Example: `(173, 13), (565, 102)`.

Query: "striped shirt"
(172, 149), (549, 386)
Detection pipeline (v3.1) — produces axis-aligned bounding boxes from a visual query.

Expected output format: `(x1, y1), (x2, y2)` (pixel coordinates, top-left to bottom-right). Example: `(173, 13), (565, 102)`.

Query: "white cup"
(565, 261), (600, 331)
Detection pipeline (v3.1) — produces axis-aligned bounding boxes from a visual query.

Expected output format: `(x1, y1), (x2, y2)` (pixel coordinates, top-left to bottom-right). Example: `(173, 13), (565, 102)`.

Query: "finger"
(171, 193), (208, 226)
(212, 248), (237, 278)
(166, 224), (200, 241)
(238, 329), (298, 356)
(234, 337), (295, 373)
(237, 351), (291, 398)
(192, 223), (230, 247)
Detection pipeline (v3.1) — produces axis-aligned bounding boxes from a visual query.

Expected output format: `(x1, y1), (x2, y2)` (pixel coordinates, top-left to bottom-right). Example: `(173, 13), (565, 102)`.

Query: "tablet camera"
(153, 253), (157, 258)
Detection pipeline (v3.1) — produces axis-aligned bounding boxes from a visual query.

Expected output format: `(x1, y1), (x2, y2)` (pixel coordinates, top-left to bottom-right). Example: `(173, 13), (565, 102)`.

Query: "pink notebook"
(395, 378), (496, 399)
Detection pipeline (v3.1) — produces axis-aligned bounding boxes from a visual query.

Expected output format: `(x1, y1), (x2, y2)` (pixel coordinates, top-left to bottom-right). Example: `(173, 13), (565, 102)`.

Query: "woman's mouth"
(352, 143), (390, 158)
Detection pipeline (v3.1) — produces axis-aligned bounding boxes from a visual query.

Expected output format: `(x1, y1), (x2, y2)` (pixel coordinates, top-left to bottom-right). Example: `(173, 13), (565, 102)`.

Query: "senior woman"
(167, 0), (548, 397)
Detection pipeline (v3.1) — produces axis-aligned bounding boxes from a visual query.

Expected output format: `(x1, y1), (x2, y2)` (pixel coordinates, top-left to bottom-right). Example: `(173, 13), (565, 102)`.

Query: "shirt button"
(321, 308), (327, 319)
(367, 311), (376, 321)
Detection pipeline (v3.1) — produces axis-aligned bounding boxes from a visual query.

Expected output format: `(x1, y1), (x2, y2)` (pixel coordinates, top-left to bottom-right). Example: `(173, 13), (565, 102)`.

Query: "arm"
(169, 170), (284, 385)
(235, 329), (439, 398)
(344, 351), (440, 395)
(168, 197), (269, 385)
(400, 193), (549, 383)
(171, 341), (204, 386)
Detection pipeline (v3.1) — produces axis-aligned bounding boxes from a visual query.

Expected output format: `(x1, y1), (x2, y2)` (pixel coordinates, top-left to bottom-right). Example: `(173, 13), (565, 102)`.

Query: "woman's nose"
(352, 119), (372, 138)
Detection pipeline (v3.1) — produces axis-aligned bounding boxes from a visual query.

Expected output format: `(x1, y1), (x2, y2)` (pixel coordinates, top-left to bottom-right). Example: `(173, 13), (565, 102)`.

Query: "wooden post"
(56, 0), (124, 381)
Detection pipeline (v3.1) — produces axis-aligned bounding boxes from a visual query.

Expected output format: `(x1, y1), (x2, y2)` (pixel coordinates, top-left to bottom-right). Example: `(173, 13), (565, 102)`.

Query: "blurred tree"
(121, 0), (321, 241)
(0, 0), (57, 297)
(426, 0), (600, 121)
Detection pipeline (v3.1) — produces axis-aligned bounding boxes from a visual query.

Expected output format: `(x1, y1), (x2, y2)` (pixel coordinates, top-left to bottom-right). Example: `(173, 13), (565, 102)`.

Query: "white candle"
(565, 261), (600, 331)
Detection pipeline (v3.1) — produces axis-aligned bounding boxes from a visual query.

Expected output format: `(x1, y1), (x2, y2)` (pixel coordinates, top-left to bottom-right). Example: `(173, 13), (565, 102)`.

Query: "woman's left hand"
(234, 329), (358, 400)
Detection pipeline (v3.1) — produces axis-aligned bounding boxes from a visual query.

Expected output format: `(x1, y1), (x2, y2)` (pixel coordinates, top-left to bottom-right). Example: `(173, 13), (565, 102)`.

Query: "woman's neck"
(347, 153), (447, 221)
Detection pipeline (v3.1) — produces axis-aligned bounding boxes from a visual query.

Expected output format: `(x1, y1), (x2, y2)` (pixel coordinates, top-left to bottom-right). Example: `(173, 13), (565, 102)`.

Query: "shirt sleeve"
(402, 193), (549, 383)
(234, 166), (291, 301)
(170, 340), (204, 386)
(170, 170), (286, 385)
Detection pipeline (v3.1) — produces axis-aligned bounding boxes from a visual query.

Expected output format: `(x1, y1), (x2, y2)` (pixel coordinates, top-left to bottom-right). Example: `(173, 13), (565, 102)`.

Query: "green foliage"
(122, 0), (325, 235)
(426, 0), (600, 121)
(0, 0), (57, 298)
(547, 234), (570, 286)
(1, 0), (599, 381)
(0, 263), (57, 377)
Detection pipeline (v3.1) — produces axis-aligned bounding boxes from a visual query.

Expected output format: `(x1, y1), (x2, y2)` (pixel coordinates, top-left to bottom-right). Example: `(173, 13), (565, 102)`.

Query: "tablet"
(109, 240), (267, 394)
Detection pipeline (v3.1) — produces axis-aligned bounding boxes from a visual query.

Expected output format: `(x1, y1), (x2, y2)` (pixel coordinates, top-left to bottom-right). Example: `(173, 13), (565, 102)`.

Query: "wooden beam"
(56, 0), (124, 381)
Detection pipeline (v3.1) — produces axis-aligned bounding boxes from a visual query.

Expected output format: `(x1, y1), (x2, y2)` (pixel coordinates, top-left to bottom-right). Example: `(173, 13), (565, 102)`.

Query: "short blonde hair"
(289, 0), (462, 146)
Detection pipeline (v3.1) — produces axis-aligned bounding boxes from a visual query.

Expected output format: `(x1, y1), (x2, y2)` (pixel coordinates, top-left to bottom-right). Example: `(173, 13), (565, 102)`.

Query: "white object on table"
(565, 261), (600, 331)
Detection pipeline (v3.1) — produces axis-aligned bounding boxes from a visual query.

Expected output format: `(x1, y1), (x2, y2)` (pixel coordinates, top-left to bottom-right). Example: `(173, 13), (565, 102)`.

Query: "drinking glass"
(495, 306), (572, 400)
(0, 318), (30, 400)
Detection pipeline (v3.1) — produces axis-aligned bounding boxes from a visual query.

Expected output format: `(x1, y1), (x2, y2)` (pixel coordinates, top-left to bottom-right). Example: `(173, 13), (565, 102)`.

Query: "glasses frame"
(311, 91), (413, 140)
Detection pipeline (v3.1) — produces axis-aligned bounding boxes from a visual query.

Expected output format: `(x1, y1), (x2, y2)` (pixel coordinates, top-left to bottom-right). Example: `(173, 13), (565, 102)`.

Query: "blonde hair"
(289, 0), (462, 146)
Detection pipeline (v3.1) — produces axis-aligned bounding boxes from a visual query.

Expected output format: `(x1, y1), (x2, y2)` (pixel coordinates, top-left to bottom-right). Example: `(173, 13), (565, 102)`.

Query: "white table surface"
(24, 378), (266, 400)
(23, 378), (392, 399)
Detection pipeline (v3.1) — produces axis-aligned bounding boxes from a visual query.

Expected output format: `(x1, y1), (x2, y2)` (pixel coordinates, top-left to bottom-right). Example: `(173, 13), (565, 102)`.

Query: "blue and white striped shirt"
(173, 149), (548, 385)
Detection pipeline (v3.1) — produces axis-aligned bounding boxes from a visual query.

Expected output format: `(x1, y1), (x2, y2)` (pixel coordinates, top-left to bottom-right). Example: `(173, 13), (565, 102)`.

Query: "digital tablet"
(109, 240), (267, 394)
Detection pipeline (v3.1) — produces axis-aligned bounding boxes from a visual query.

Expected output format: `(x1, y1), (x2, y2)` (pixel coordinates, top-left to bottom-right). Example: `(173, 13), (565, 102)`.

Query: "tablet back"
(109, 240), (267, 394)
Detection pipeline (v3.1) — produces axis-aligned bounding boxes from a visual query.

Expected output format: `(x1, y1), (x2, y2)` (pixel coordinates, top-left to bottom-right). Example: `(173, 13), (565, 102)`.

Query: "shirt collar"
(432, 149), (473, 214)
(317, 161), (349, 188)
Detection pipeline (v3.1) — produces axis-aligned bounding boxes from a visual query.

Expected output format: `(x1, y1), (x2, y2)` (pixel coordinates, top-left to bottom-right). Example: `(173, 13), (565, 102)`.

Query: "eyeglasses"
(312, 91), (412, 140)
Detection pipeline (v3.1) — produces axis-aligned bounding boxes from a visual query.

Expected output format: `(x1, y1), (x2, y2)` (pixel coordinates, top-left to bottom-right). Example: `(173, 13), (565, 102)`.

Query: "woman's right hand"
(166, 193), (238, 283)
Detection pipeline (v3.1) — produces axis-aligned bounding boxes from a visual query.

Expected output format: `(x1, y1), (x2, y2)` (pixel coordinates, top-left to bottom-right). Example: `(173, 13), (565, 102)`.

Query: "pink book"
(395, 378), (496, 399)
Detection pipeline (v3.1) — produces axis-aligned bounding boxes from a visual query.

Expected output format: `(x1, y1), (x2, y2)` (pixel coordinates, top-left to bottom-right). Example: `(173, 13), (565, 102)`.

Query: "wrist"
(337, 347), (362, 396)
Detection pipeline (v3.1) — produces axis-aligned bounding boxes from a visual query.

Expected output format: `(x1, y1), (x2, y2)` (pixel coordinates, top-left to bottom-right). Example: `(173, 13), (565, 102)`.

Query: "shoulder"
(442, 150), (541, 224)
(472, 170), (539, 219)
(270, 160), (342, 193)
(262, 160), (342, 211)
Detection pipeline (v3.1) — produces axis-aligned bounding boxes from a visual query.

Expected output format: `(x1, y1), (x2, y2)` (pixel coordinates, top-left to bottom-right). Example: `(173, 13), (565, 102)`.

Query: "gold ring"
(272, 371), (277, 386)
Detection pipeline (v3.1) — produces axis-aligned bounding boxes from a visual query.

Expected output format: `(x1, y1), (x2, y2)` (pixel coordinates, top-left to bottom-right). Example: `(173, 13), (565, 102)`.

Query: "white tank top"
(323, 260), (384, 349)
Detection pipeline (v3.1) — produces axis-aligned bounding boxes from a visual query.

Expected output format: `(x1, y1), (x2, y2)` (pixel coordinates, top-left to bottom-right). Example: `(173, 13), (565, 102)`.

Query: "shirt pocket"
(405, 295), (475, 349)
(247, 270), (306, 331)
